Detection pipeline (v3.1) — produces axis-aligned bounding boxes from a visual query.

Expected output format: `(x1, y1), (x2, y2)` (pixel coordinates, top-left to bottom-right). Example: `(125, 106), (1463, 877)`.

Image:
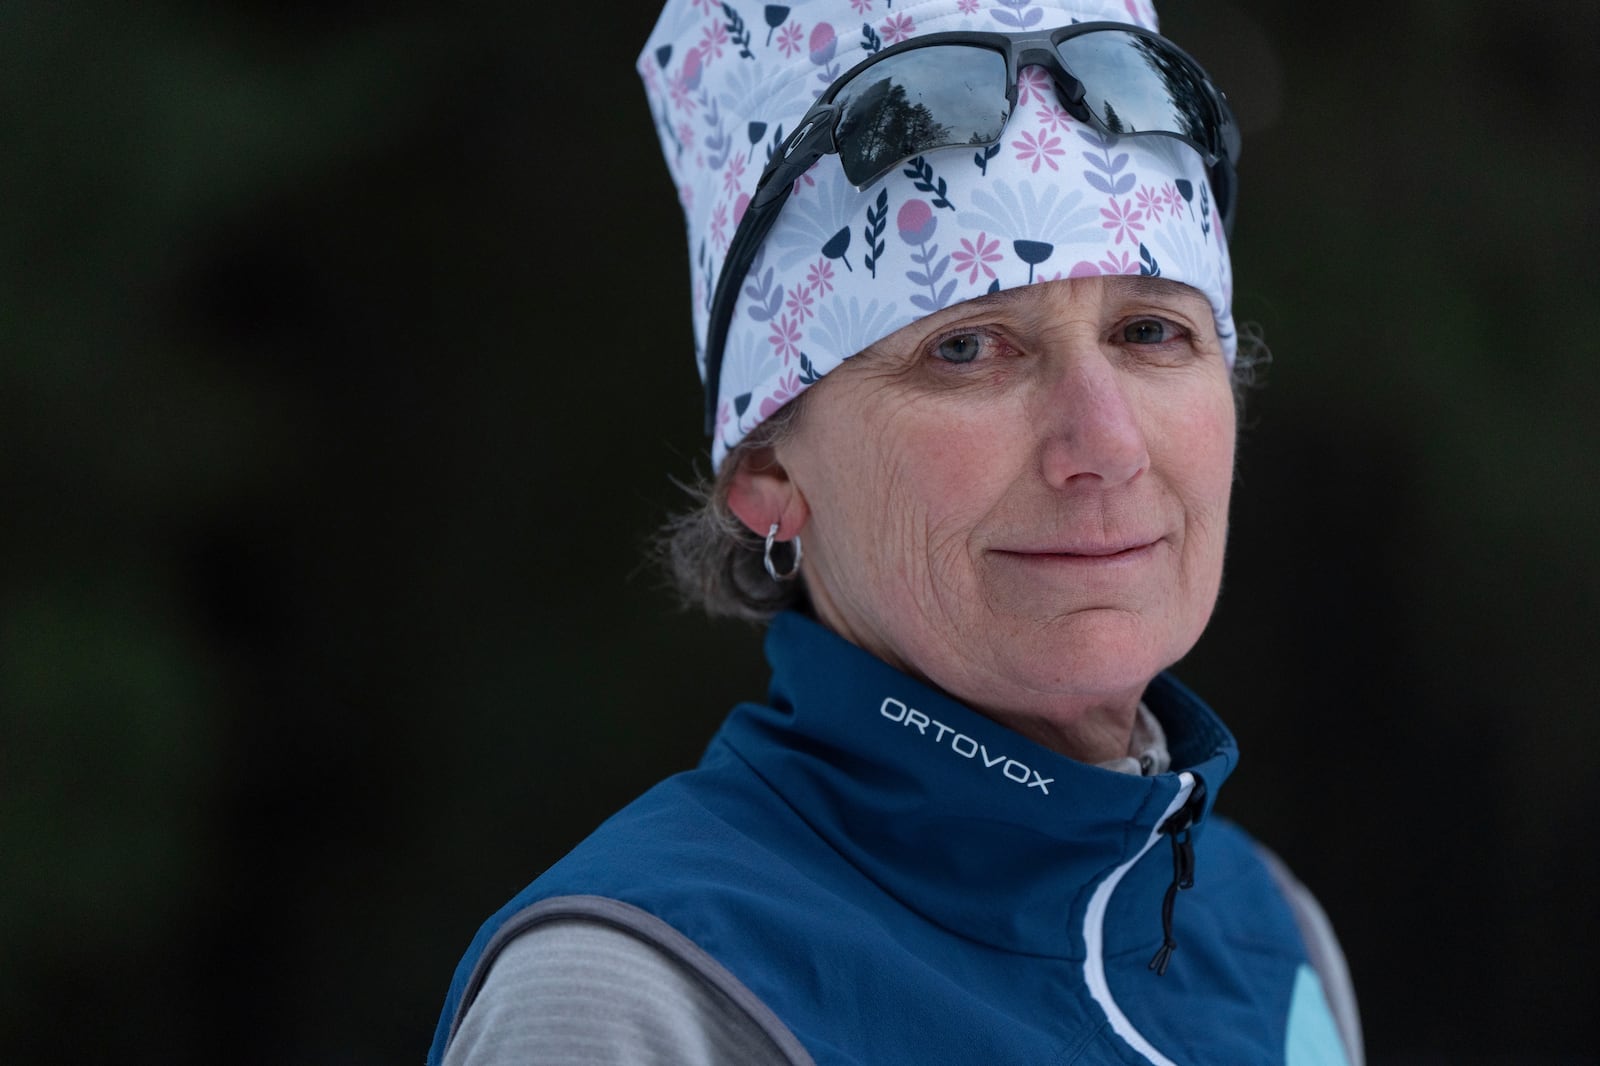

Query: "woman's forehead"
(914, 275), (1212, 327)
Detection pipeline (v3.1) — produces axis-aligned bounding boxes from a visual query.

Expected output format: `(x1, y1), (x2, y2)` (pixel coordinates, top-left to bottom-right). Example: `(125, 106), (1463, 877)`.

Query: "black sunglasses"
(702, 22), (1240, 434)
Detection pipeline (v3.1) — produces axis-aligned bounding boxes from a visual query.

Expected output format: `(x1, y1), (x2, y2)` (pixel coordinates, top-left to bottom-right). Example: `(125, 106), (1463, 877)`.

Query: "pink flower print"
(758, 371), (802, 420)
(1097, 249), (1140, 274)
(733, 191), (751, 226)
(958, 0), (980, 11)
(1035, 103), (1072, 133)
(698, 20), (729, 63)
(879, 13), (915, 44)
(668, 73), (698, 115)
(769, 314), (803, 361)
(806, 258), (836, 295)
(897, 199), (937, 245)
(1012, 129), (1063, 172)
(678, 183), (694, 211)
(1162, 181), (1186, 217)
(777, 20), (804, 58)
(677, 122), (695, 151)
(850, 0), (872, 12)
(722, 153), (747, 197)
(1016, 66), (1051, 107)
(952, 232), (1003, 284)
(809, 23), (837, 65)
(691, 0), (717, 13)
(710, 201), (730, 251)
(1100, 197), (1145, 245)
(1136, 184), (1165, 223)
(785, 283), (815, 322)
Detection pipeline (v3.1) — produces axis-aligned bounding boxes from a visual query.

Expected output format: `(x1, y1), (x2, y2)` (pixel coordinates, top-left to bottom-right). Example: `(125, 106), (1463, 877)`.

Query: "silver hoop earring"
(763, 522), (803, 582)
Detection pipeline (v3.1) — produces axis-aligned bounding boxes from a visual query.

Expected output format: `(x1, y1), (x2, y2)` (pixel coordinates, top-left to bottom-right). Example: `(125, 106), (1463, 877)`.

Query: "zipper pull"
(1148, 778), (1206, 977)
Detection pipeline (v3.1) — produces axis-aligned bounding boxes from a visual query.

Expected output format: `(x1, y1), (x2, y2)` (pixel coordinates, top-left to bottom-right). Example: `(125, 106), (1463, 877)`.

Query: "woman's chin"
(971, 610), (1191, 711)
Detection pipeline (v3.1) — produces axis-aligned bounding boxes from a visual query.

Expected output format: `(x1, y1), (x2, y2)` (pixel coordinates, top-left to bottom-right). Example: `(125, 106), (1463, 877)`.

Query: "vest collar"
(714, 611), (1239, 957)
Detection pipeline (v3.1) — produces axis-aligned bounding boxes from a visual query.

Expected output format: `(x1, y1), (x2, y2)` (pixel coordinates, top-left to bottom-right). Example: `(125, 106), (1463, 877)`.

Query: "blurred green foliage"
(2, 2), (1595, 1062)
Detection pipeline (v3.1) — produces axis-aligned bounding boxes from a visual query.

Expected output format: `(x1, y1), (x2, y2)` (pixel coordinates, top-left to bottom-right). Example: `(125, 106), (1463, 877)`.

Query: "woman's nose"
(1034, 352), (1149, 489)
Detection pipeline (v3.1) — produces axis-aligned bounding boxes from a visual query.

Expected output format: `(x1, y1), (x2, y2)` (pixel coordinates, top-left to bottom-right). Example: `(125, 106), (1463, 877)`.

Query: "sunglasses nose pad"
(1051, 73), (1091, 122)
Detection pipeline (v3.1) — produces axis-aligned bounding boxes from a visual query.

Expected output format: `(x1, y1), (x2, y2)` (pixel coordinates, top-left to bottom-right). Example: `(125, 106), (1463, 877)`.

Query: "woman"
(429, 0), (1361, 1062)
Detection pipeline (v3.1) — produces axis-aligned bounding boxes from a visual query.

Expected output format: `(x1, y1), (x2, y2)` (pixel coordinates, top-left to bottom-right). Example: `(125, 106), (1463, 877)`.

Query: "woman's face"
(742, 275), (1236, 752)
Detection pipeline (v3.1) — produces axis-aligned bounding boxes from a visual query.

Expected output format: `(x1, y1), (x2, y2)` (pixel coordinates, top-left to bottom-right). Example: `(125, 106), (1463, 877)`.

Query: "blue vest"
(430, 612), (1347, 1064)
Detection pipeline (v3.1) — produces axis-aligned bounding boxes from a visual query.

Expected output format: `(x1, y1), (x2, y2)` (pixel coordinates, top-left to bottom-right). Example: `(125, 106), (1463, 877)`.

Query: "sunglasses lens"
(1054, 30), (1214, 158)
(833, 45), (1010, 187)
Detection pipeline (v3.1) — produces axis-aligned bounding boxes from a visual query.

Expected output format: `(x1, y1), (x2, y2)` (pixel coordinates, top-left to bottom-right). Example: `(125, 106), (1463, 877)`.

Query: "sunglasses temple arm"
(703, 109), (843, 435)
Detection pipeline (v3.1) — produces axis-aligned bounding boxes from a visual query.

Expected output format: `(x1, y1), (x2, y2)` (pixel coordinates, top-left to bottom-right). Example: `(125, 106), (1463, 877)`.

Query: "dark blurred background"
(3, 1), (1596, 1062)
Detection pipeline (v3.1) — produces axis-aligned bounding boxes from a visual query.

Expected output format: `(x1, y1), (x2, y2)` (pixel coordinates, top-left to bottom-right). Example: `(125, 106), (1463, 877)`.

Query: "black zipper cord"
(1148, 778), (1206, 977)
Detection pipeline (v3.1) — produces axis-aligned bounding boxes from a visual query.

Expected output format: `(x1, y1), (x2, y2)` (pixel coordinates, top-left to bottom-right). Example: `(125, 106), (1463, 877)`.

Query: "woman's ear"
(725, 445), (810, 541)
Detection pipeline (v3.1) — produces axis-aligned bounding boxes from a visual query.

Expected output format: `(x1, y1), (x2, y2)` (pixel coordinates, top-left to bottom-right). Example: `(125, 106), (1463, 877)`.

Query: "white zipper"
(1081, 771), (1196, 1066)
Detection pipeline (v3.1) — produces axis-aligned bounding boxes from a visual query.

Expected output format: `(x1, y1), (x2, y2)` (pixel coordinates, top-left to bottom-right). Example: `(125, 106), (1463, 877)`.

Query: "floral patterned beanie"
(639, 0), (1237, 467)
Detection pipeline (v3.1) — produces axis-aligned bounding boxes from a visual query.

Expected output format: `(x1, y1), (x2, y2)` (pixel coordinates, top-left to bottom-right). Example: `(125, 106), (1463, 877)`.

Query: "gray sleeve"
(1256, 845), (1365, 1066)
(442, 899), (815, 1066)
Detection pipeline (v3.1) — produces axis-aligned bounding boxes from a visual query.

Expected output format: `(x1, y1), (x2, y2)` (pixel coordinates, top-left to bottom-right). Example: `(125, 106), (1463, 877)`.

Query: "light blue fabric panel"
(1286, 964), (1349, 1066)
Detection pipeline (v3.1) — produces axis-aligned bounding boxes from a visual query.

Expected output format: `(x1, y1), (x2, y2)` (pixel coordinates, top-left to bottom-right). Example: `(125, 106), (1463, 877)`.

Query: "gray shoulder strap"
(1256, 845), (1365, 1066)
(444, 894), (816, 1066)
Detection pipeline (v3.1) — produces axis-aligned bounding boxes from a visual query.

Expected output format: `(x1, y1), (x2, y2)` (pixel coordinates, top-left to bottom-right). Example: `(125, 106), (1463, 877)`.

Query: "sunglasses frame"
(702, 22), (1239, 435)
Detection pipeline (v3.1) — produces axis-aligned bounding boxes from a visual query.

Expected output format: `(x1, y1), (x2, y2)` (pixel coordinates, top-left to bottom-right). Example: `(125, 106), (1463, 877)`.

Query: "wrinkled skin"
(728, 276), (1236, 763)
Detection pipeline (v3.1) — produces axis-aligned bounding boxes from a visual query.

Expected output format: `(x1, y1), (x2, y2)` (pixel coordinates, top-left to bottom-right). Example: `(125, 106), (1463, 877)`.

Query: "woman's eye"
(933, 333), (989, 364)
(1122, 318), (1177, 344)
